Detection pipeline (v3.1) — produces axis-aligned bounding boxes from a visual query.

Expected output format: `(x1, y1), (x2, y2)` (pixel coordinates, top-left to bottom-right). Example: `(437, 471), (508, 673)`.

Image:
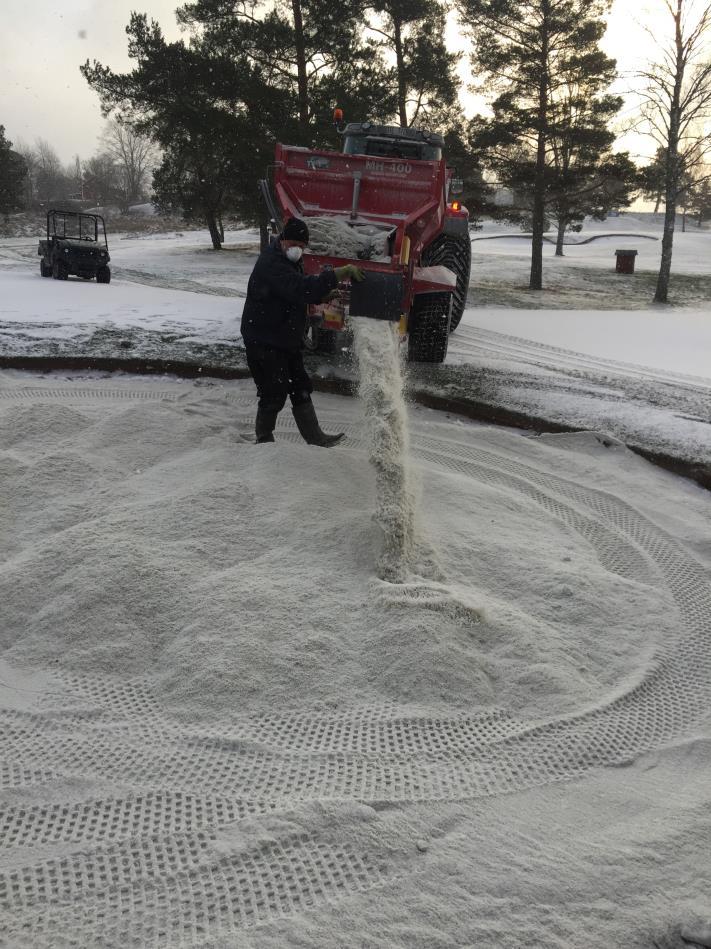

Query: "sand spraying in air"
(353, 319), (427, 581)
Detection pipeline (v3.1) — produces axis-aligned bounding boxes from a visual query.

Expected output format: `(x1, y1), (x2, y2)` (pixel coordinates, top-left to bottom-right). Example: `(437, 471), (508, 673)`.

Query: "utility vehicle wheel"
(52, 260), (68, 280)
(96, 266), (111, 284)
(422, 234), (471, 333)
(407, 293), (451, 363)
(40, 260), (52, 277)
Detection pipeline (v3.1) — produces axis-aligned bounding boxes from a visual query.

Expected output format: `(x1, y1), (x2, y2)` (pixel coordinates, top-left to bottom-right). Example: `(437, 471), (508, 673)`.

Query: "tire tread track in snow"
(114, 267), (245, 298)
(452, 324), (711, 391)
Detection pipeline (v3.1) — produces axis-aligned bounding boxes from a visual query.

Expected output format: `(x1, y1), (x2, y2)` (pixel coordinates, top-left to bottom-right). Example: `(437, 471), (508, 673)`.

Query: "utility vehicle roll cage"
(47, 210), (108, 246)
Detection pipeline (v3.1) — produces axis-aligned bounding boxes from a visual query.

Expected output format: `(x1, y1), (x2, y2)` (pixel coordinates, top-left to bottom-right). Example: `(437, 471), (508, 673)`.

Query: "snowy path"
(450, 323), (711, 391)
(1, 378), (710, 947)
(444, 318), (711, 476)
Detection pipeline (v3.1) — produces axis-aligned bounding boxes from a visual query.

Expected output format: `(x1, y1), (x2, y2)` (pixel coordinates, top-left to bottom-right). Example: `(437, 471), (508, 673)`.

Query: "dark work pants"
(244, 343), (313, 413)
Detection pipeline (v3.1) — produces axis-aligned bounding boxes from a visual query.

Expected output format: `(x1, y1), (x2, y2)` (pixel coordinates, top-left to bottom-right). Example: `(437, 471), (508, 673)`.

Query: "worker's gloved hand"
(334, 264), (365, 282)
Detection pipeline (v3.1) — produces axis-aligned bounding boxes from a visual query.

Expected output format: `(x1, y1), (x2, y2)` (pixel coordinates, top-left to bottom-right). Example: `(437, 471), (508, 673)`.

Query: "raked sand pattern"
(1, 377), (710, 948)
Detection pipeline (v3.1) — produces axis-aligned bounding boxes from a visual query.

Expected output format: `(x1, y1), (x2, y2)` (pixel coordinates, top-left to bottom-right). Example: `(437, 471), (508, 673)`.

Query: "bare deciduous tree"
(101, 119), (158, 212)
(13, 140), (38, 206)
(33, 139), (68, 204)
(82, 153), (122, 207)
(637, 0), (711, 302)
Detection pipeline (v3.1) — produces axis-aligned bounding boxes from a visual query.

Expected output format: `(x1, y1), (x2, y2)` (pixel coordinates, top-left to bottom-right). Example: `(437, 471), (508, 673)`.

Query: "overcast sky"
(0, 0), (670, 165)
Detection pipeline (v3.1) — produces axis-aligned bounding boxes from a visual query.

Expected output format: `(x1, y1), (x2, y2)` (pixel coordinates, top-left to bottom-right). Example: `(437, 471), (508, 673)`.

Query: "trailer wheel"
(407, 293), (451, 363)
(40, 260), (52, 278)
(52, 259), (68, 280)
(96, 266), (111, 284)
(422, 234), (471, 333)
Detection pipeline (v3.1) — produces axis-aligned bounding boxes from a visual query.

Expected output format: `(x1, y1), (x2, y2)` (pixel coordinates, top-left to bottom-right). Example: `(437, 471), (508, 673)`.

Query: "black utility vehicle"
(38, 210), (111, 283)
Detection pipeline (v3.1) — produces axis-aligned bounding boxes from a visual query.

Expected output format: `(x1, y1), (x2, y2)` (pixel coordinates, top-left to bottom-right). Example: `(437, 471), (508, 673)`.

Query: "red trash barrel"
(615, 249), (638, 274)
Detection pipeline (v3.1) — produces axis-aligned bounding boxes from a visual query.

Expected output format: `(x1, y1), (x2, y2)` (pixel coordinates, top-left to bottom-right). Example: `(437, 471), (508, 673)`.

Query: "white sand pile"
(1, 376), (711, 949)
(305, 216), (392, 260)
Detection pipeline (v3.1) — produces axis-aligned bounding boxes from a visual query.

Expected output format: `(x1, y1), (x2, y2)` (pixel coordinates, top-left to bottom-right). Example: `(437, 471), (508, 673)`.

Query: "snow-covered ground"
(473, 212), (711, 276)
(1, 215), (710, 473)
(1, 216), (710, 948)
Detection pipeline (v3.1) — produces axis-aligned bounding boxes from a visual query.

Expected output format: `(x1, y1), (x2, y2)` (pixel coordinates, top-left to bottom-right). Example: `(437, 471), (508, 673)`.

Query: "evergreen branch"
(365, 23), (395, 43)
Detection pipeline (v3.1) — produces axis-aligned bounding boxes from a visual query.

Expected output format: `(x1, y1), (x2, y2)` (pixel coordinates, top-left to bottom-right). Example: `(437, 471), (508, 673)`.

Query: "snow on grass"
(1, 215), (709, 474)
(457, 307), (711, 379)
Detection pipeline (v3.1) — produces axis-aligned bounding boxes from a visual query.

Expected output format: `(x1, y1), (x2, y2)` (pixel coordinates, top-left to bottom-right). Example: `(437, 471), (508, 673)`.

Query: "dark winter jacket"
(240, 242), (337, 352)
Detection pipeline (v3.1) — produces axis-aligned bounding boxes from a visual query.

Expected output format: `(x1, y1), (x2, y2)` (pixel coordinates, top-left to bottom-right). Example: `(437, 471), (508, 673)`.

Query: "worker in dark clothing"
(241, 217), (363, 446)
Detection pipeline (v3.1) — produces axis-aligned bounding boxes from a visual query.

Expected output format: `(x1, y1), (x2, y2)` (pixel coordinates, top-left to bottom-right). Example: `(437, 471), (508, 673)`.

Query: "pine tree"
(640, 148), (667, 214)
(458, 0), (619, 288)
(686, 172), (711, 226)
(545, 51), (637, 254)
(443, 119), (491, 219)
(548, 154), (638, 255)
(81, 4), (395, 245)
(82, 13), (283, 247)
(177, 0), (394, 147)
(0, 127), (28, 215)
(365, 0), (459, 128)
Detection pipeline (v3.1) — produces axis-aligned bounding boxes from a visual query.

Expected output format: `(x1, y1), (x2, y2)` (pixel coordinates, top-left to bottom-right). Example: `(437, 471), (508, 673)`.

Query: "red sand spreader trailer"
(260, 122), (471, 363)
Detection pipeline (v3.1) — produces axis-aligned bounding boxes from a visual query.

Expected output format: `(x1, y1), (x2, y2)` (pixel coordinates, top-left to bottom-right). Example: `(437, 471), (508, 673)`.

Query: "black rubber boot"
(292, 401), (344, 447)
(255, 406), (278, 443)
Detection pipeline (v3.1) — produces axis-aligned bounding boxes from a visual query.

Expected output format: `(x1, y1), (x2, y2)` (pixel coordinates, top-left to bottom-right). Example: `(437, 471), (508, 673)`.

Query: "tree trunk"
(529, 0), (549, 291)
(555, 219), (565, 256)
(655, 185), (676, 302)
(393, 17), (408, 127)
(654, 0), (684, 304)
(291, 0), (310, 137)
(205, 208), (223, 250)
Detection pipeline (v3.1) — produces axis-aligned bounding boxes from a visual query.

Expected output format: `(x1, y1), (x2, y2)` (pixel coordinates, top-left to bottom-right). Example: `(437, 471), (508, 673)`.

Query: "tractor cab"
(341, 122), (444, 162)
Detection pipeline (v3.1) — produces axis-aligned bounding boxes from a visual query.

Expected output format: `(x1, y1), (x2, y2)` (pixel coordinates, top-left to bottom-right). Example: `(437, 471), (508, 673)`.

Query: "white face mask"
(285, 246), (303, 263)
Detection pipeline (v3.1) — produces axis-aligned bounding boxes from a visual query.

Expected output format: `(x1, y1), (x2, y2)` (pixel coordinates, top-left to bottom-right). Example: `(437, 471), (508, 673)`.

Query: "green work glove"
(334, 264), (365, 282)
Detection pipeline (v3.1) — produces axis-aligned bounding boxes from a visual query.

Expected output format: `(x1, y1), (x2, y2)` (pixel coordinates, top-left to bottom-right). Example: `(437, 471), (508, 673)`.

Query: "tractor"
(38, 210), (111, 283)
(259, 118), (471, 363)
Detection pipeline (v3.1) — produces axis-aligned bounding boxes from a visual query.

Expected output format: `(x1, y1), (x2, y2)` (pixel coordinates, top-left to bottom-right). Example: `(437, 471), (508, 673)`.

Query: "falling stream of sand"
(352, 319), (420, 581)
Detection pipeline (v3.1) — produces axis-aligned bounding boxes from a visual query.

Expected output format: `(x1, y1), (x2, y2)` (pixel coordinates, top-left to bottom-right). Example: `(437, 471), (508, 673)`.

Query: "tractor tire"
(40, 260), (52, 278)
(304, 322), (340, 355)
(96, 266), (111, 284)
(407, 292), (451, 364)
(314, 328), (340, 354)
(52, 259), (68, 280)
(422, 233), (471, 333)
